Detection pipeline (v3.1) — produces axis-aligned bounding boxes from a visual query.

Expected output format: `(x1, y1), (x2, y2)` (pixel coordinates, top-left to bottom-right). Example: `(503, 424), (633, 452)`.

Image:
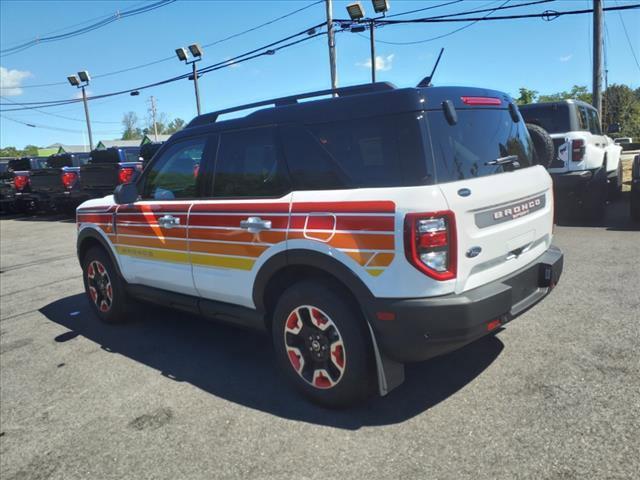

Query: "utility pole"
(369, 20), (376, 83)
(149, 96), (158, 142)
(81, 85), (94, 151)
(192, 61), (202, 116)
(592, 0), (603, 119)
(325, 0), (338, 91)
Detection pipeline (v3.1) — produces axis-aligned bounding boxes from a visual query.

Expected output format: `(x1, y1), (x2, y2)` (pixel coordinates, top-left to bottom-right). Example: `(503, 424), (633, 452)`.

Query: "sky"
(1, 0), (639, 149)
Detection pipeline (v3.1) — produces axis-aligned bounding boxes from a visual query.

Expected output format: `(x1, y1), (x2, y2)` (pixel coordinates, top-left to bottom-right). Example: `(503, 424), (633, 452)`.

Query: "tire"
(271, 280), (375, 408)
(81, 246), (132, 324)
(607, 160), (623, 200)
(526, 123), (554, 168)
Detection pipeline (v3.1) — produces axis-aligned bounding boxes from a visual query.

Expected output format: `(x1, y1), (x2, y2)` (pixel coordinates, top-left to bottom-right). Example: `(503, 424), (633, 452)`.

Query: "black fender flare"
(76, 227), (123, 278)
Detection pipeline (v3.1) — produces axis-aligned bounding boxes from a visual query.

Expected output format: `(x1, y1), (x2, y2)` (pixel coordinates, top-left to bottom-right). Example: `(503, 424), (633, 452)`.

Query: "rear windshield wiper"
(485, 155), (520, 168)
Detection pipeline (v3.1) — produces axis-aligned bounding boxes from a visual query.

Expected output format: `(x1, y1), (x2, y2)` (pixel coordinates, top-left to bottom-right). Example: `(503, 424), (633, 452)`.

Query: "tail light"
(61, 171), (78, 189)
(13, 174), (29, 191)
(404, 211), (457, 281)
(118, 167), (135, 184)
(571, 139), (585, 162)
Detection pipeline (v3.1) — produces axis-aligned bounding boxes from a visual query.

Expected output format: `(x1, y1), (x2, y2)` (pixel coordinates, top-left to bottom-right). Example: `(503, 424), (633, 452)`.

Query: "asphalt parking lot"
(1, 198), (638, 480)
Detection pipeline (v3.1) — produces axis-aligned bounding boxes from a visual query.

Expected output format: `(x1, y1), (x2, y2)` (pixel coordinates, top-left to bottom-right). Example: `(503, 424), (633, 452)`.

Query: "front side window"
(212, 127), (289, 197)
(142, 138), (205, 200)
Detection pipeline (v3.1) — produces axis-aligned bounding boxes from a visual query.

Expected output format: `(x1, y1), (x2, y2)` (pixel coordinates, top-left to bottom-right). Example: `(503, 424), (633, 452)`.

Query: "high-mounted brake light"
(118, 167), (135, 184)
(404, 211), (457, 281)
(61, 171), (78, 189)
(13, 174), (29, 191)
(461, 96), (502, 106)
(571, 139), (585, 162)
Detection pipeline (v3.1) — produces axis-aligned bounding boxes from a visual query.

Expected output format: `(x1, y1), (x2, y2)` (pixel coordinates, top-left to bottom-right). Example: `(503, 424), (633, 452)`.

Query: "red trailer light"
(61, 171), (78, 189)
(13, 174), (29, 191)
(118, 167), (135, 184)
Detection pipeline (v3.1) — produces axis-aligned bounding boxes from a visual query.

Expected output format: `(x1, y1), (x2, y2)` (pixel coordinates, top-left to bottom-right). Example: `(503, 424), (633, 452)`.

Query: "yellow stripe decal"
(115, 245), (189, 264)
(190, 253), (255, 271)
(366, 268), (385, 277)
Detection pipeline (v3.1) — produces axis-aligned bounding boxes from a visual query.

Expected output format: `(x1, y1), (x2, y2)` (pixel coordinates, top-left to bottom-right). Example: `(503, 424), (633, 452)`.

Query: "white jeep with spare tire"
(519, 100), (623, 220)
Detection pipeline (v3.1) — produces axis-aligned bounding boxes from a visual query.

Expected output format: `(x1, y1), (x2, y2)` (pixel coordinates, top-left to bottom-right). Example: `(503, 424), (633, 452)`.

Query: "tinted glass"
(287, 114), (430, 190)
(577, 107), (590, 131)
(519, 104), (570, 134)
(213, 127), (289, 197)
(0, 163), (7, 173)
(426, 108), (534, 183)
(587, 109), (602, 134)
(143, 138), (205, 200)
(122, 148), (141, 162)
(90, 149), (121, 163)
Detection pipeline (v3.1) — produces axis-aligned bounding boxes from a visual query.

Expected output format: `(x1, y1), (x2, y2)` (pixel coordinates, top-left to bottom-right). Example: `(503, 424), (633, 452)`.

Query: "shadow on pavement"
(555, 194), (639, 231)
(40, 293), (503, 429)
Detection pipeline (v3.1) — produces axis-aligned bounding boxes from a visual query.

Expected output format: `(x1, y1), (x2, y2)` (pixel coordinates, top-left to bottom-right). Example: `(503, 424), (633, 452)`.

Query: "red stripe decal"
(191, 203), (290, 213)
(291, 201), (395, 214)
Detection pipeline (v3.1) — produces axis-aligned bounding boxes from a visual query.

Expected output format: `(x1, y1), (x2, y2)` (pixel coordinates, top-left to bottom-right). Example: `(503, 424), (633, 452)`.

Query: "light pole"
(67, 70), (94, 150)
(176, 44), (203, 116)
(346, 1), (389, 84)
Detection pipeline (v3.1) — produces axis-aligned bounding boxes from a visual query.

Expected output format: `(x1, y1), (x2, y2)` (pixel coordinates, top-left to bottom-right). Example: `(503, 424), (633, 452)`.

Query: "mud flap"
(366, 322), (405, 395)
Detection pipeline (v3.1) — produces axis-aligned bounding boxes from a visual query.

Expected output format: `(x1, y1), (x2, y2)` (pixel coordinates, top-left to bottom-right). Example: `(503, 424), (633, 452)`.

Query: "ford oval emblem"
(466, 246), (482, 258)
(458, 188), (471, 197)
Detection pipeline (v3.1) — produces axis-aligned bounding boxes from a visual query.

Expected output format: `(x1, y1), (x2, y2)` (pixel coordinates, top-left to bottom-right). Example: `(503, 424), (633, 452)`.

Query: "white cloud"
(357, 53), (395, 72)
(0, 66), (31, 96)
(559, 54), (573, 62)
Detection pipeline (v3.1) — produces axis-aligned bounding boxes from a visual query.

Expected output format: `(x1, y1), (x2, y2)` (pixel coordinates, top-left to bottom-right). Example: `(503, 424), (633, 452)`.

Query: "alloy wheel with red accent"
(272, 280), (375, 407)
(284, 305), (346, 390)
(87, 260), (113, 313)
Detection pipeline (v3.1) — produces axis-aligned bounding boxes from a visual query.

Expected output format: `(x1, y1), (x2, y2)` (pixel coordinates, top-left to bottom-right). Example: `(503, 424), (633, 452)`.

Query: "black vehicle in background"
(139, 142), (163, 168)
(631, 154), (640, 222)
(0, 159), (16, 213)
(78, 147), (142, 203)
(7, 157), (50, 212)
(27, 152), (91, 212)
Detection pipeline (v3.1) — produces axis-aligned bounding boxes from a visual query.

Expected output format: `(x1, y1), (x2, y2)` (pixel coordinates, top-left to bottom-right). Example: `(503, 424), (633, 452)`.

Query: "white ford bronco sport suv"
(76, 83), (563, 407)
(519, 100), (623, 219)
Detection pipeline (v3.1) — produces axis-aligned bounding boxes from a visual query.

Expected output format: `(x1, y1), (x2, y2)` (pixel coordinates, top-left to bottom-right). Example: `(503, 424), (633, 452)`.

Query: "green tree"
(121, 111), (142, 140)
(538, 85), (591, 103)
(516, 87), (538, 105)
(166, 118), (185, 134)
(23, 145), (39, 156)
(603, 84), (640, 139)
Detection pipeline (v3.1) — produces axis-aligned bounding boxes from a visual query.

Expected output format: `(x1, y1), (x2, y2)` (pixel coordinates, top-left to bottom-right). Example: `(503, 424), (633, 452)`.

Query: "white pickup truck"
(520, 100), (622, 219)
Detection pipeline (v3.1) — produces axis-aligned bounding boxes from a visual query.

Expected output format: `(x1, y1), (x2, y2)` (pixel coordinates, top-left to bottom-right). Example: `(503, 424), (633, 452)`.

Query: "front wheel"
(82, 246), (132, 323)
(272, 280), (375, 408)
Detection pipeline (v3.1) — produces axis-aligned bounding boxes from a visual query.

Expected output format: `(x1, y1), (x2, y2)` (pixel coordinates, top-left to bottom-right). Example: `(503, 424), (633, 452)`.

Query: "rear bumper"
(368, 245), (563, 363)
(550, 170), (597, 190)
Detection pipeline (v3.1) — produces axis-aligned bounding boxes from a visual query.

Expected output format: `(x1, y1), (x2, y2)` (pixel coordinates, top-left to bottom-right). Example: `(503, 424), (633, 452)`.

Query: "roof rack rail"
(186, 82), (396, 128)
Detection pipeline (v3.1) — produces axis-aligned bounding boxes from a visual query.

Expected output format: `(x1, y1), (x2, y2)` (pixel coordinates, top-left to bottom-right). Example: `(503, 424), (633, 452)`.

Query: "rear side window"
(212, 127), (290, 198)
(587, 109), (602, 135)
(426, 108), (534, 183)
(519, 104), (570, 134)
(577, 106), (590, 131)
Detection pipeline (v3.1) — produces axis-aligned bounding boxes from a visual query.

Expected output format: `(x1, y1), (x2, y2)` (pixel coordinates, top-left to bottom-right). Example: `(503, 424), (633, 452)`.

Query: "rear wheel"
(272, 280), (375, 407)
(581, 166), (607, 221)
(82, 246), (132, 323)
(607, 161), (623, 200)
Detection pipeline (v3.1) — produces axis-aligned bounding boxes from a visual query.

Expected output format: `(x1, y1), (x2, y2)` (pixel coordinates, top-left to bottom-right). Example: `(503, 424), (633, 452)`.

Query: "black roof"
(519, 99), (596, 110)
(172, 82), (513, 141)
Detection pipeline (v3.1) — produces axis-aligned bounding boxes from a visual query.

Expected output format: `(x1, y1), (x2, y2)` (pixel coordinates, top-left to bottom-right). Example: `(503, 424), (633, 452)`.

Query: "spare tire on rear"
(526, 123), (554, 168)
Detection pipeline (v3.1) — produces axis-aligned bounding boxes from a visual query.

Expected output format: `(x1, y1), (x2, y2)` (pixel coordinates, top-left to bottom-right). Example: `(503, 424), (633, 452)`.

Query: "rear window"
(90, 150), (120, 163)
(122, 148), (141, 162)
(282, 113), (431, 190)
(48, 155), (73, 168)
(425, 109), (534, 183)
(519, 104), (571, 134)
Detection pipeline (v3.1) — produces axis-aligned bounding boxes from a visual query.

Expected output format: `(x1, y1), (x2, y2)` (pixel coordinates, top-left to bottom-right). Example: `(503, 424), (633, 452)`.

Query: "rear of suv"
(76, 83), (563, 406)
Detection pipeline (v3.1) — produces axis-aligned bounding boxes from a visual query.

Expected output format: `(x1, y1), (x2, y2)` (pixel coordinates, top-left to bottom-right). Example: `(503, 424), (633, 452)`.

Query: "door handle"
(158, 215), (180, 229)
(240, 216), (272, 233)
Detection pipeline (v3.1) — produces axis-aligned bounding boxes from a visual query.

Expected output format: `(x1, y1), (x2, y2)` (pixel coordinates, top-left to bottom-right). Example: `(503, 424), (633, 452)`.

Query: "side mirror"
(607, 123), (620, 134)
(113, 183), (139, 204)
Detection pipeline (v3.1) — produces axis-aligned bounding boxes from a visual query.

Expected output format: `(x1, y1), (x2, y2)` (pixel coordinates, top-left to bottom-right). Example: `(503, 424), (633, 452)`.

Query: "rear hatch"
(81, 150), (121, 194)
(423, 91), (554, 294)
(29, 168), (64, 194)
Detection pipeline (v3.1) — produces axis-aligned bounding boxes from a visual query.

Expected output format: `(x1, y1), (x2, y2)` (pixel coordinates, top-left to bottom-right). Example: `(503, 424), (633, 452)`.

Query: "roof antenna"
(417, 48), (444, 88)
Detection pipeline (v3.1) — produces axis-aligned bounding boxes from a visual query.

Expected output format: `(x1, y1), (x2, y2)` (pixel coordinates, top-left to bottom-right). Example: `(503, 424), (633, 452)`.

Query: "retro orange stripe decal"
(189, 214), (289, 229)
(189, 228), (286, 244)
(291, 201), (395, 214)
(367, 252), (395, 267)
(117, 235), (188, 251)
(117, 224), (188, 239)
(288, 231), (394, 250)
(289, 215), (395, 232)
(189, 240), (267, 258)
(191, 203), (290, 213)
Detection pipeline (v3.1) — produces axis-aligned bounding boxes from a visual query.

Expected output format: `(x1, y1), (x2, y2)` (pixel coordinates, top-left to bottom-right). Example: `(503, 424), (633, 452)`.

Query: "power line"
(2, 0), (324, 89)
(614, 0), (640, 73)
(0, 0), (177, 56)
(0, 96), (121, 124)
(0, 114), (120, 134)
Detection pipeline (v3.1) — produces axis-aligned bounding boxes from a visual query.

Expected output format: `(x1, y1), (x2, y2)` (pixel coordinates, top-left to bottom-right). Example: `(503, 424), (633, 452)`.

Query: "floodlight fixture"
(188, 43), (203, 58)
(346, 2), (365, 20)
(77, 70), (91, 83)
(175, 47), (188, 62)
(67, 75), (80, 87)
(371, 0), (389, 14)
